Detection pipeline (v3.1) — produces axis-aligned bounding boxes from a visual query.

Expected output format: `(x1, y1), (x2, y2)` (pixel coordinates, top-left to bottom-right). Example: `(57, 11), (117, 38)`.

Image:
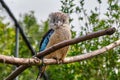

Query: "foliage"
(0, 11), (48, 79)
(47, 0), (120, 80)
(0, 17), (15, 79)
(0, 0), (120, 80)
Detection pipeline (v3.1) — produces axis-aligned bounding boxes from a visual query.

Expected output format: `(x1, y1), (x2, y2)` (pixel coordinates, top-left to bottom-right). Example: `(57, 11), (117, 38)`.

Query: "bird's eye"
(53, 18), (55, 23)
(63, 19), (65, 23)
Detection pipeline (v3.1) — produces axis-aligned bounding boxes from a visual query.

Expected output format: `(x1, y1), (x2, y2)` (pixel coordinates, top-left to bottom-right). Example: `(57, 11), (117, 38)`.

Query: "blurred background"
(0, 0), (120, 80)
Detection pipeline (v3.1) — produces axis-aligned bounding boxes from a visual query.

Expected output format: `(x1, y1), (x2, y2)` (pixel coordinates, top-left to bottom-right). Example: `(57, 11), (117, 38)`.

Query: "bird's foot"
(53, 57), (60, 64)
(53, 57), (63, 64)
(59, 59), (64, 64)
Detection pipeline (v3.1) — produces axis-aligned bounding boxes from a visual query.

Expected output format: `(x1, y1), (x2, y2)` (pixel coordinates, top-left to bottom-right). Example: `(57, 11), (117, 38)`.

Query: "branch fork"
(2, 27), (117, 80)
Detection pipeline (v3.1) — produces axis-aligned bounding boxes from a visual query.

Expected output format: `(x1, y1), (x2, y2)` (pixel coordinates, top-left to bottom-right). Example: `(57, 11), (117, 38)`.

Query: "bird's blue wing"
(37, 29), (54, 79)
(39, 29), (54, 51)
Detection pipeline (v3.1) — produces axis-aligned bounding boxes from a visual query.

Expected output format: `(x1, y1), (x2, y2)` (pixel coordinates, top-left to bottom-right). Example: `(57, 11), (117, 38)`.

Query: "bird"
(37, 12), (71, 80)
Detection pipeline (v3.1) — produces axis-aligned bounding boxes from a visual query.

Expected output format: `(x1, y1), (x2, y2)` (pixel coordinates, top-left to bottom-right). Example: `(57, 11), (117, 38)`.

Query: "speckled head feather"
(49, 12), (69, 29)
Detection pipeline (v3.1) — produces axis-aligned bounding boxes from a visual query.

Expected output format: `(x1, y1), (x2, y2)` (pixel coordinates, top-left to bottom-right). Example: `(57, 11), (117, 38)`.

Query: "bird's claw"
(53, 57), (63, 64)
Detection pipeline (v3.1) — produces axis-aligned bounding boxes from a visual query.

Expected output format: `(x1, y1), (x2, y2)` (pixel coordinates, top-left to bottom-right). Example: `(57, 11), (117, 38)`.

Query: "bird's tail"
(36, 65), (46, 80)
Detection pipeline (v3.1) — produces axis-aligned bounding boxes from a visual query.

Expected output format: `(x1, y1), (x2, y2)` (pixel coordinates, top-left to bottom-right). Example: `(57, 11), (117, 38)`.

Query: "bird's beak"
(56, 21), (62, 27)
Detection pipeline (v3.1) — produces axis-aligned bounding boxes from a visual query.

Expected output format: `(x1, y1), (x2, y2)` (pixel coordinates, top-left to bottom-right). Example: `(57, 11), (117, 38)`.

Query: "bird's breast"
(50, 27), (71, 44)
(45, 26), (71, 60)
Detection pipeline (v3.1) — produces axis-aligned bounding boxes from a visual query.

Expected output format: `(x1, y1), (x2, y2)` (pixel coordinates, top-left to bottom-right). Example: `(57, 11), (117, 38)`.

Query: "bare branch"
(5, 27), (116, 80)
(36, 27), (116, 58)
(0, 55), (41, 65)
(1, 39), (120, 66)
(4, 40), (120, 80)
(43, 39), (120, 64)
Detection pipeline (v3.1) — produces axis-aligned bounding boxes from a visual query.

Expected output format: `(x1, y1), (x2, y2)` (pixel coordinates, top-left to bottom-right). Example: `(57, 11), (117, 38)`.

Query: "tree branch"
(44, 38), (120, 64)
(36, 27), (116, 58)
(0, 54), (41, 65)
(5, 27), (115, 80)
(1, 39), (120, 66)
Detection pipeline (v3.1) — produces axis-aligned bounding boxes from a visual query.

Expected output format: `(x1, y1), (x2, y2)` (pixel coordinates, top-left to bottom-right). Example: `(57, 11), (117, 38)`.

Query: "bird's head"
(49, 12), (69, 30)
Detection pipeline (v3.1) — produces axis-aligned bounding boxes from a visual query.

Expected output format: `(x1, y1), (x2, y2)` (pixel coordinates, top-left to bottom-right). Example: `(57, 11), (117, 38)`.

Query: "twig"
(5, 27), (115, 80)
